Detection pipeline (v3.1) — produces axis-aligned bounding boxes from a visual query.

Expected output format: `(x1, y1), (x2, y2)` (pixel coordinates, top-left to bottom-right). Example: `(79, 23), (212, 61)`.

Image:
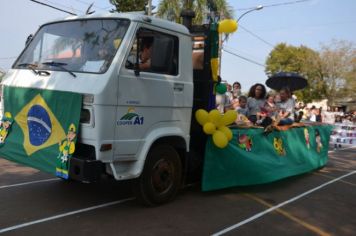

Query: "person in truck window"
(126, 37), (153, 70)
(139, 38), (153, 70)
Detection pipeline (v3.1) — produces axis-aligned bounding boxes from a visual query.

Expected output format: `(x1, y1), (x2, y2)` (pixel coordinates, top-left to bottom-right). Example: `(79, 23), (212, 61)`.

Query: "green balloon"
(216, 83), (227, 94)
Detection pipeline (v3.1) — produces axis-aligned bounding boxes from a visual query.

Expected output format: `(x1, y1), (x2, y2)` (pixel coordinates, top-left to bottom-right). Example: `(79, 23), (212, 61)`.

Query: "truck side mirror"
(151, 37), (174, 73)
(25, 34), (33, 46)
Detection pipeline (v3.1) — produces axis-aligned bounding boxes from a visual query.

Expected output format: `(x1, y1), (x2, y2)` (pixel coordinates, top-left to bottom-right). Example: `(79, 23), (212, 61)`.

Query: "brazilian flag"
(0, 86), (82, 177)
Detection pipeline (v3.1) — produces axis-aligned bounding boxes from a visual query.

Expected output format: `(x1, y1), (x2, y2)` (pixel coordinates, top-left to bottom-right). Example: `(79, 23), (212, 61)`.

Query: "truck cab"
(2, 12), (213, 205)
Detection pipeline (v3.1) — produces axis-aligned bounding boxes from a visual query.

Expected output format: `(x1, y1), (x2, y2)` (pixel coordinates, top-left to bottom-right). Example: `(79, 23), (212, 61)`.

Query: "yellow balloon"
(195, 109), (209, 126)
(208, 109), (222, 126)
(219, 126), (233, 141)
(211, 58), (219, 82)
(203, 122), (216, 135)
(221, 110), (237, 126)
(212, 130), (229, 148)
(218, 19), (238, 34)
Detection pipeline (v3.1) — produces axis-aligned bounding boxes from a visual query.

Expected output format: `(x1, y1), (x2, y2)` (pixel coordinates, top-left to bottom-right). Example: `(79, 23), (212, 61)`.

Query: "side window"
(125, 28), (179, 75)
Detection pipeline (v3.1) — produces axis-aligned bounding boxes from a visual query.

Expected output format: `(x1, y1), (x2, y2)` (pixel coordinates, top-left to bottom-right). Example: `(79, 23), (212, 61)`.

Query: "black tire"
(133, 144), (182, 206)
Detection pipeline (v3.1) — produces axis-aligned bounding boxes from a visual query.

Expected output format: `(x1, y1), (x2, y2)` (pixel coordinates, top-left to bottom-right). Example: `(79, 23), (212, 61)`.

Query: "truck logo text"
(118, 108), (144, 126)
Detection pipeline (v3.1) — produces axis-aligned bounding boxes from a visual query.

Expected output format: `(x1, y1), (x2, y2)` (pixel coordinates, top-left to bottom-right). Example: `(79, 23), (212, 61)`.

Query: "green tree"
(265, 43), (327, 103)
(109, 0), (147, 12)
(319, 40), (356, 105)
(156, 0), (234, 25)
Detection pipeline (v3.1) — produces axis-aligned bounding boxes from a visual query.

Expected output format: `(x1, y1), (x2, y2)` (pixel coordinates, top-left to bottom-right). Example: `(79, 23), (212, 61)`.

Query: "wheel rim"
(151, 158), (175, 195)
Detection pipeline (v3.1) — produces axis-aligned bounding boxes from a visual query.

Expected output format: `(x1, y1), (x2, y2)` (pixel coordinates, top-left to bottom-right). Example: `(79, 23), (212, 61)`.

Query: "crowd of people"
(296, 106), (356, 125)
(216, 82), (356, 126)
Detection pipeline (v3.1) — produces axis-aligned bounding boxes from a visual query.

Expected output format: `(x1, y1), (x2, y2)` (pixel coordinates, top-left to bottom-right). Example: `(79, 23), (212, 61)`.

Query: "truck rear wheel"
(134, 144), (182, 206)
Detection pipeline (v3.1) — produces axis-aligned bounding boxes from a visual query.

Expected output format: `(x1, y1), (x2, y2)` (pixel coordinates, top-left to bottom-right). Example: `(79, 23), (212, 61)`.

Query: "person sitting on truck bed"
(277, 87), (295, 125)
(246, 83), (266, 124)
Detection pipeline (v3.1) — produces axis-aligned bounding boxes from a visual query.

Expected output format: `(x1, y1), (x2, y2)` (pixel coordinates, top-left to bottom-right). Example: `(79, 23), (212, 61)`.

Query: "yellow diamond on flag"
(15, 94), (66, 156)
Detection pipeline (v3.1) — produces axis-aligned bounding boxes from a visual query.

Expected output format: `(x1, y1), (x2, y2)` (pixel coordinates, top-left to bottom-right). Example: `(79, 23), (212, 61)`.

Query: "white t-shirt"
(216, 94), (230, 114)
(322, 111), (335, 124)
(278, 98), (295, 121)
(247, 97), (265, 116)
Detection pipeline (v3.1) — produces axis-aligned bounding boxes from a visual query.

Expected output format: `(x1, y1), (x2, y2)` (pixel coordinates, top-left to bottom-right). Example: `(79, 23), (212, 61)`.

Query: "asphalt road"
(0, 146), (355, 236)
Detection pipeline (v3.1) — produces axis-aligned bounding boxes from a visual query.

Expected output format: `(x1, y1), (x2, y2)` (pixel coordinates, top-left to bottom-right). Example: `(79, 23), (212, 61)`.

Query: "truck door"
(114, 26), (184, 160)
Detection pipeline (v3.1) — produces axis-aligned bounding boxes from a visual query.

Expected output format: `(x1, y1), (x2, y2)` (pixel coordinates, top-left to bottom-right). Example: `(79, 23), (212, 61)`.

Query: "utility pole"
(147, 0), (152, 16)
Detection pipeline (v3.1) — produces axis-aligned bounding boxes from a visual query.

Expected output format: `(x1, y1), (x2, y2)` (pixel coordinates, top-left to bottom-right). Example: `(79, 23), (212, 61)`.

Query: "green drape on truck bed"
(202, 125), (333, 191)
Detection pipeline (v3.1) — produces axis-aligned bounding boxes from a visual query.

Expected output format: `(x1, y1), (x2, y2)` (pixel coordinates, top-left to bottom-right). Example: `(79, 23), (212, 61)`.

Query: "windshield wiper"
(42, 61), (76, 78)
(17, 63), (39, 75)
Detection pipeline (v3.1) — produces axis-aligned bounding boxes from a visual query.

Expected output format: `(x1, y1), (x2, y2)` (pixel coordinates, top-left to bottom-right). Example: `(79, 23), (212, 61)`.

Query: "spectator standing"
(230, 82), (242, 110)
(322, 107), (335, 124)
(316, 107), (322, 122)
(232, 82), (242, 99)
(216, 82), (231, 114)
(225, 84), (233, 102)
(309, 106), (317, 122)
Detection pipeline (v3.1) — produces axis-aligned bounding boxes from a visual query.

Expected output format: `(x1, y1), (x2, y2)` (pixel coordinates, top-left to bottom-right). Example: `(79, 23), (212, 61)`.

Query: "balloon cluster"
(195, 109), (237, 148)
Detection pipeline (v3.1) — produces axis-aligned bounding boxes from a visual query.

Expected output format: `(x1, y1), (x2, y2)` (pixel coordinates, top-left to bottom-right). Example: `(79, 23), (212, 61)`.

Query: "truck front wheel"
(134, 145), (182, 206)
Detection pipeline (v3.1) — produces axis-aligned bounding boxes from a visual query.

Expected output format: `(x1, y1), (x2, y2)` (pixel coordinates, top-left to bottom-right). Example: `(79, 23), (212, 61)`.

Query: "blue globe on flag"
(27, 105), (52, 146)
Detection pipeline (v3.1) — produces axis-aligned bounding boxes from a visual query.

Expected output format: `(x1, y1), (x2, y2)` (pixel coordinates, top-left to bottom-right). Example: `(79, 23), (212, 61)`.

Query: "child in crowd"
(263, 93), (278, 118)
(235, 96), (251, 125)
(235, 96), (248, 116)
(255, 93), (277, 126)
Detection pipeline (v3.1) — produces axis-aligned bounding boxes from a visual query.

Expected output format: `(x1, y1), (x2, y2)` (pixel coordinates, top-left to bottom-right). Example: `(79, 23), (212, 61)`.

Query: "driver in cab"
(126, 37), (153, 71)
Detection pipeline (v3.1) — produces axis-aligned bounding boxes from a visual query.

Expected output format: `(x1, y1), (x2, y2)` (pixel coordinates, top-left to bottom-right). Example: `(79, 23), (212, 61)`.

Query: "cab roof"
(45, 12), (190, 36)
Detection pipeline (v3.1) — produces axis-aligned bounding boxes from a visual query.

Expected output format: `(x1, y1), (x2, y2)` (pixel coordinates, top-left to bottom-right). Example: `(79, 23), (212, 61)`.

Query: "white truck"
(2, 11), (212, 205)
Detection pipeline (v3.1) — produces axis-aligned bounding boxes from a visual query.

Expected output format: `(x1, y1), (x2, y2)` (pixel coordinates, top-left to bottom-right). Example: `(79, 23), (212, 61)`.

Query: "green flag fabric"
(0, 86), (82, 179)
(202, 125), (333, 191)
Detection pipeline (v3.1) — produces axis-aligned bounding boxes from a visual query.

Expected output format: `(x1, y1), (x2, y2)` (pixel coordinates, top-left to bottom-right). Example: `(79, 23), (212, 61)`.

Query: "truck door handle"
(174, 83), (184, 92)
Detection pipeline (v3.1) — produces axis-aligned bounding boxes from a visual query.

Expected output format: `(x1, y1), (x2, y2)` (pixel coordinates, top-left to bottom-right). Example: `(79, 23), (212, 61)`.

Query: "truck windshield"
(13, 19), (130, 74)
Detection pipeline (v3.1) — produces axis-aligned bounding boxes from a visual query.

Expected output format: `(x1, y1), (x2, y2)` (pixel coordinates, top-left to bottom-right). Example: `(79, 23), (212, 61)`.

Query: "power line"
(239, 25), (274, 48)
(43, 0), (84, 14)
(236, 0), (312, 11)
(223, 45), (265, 62)
(73, 0), (108, 11)
(222, 48), (266, 68)
(29, 0), (77, 15)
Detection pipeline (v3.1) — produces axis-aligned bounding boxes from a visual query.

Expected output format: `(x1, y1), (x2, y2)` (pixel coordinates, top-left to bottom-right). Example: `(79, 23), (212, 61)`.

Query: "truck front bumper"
(69, 157), (104, 182)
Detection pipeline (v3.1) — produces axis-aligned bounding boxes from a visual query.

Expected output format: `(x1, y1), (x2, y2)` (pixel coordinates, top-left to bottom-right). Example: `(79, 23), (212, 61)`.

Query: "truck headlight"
(80, 108), (91, 124)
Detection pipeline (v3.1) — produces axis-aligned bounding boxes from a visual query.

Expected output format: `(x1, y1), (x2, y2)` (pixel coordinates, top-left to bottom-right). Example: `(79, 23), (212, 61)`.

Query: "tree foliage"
(319, 40), (356, 104)
(156, 0), (234, 25)
(265, 41), (356, 105)
(265, 43), (326, 103)
(109, 0), (147, 12)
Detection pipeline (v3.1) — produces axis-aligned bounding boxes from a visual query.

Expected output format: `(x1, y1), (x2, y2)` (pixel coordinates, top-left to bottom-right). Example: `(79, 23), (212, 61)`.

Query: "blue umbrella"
(266, 72), (308, 91)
